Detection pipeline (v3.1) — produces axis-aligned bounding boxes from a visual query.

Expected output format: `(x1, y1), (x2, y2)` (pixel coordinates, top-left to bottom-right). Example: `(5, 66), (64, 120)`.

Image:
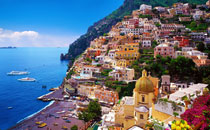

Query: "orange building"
(95, 88), (119, 104)
(174, 36), (189, 47)
(193, 58), (210, 67)
(86, 48), (101, 59)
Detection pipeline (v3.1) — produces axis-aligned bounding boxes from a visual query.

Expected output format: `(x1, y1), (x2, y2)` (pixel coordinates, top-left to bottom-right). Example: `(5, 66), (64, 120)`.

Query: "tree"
(71, 125), (78, 130)
(202, 75), (210, 90)
(87, 100), (102, 119)
(190, 21), (197, 28)
(196, 42), (205, 52)
(152, 40), (158, 48)
(168, 56), (195, 81)
(173, 112), (179, 120)
(79, 100), (102, 122)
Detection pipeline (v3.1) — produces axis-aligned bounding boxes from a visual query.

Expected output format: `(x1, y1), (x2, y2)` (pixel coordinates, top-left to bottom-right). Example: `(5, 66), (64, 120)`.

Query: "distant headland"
(0, 46), (17, 49)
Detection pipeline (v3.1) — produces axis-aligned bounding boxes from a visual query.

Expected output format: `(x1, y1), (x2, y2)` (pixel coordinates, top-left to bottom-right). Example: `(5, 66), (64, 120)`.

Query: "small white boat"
(7, 71), (30, 76)
(8, 107), (13, 109)
(56, 110), (65, 114)
(18, 77), (36, 82)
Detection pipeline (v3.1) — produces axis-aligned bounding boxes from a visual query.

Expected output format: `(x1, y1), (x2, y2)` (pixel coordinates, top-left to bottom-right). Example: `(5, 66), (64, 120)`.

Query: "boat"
(7, 71), (30, 76)
(8, 107), (13, 109)
(18, 77), (36, 82)
(42, 85), (47, 88)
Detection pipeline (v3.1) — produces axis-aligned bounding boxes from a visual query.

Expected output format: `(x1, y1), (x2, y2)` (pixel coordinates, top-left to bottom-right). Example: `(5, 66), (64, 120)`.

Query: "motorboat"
(18, 77), (36, 82)
(7, 71), (30, 76)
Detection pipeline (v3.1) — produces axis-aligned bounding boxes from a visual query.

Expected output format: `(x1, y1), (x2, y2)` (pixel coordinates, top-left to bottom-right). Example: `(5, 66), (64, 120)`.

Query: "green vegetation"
(139, 14), (152, 19)
(185, 21), (208, 32)
(85, 58), (92, 63)
(103, 33), (108, 36)
(132, 54), (210, 90)
(105, 81), (136, 98)
(196, 42), (210, 58)
(196, 42), (205, 52)
(155, 22), (161, 28)
(101, 69), (112, 77)
(66, 68), (76, 80)
(78, 100), (102, 122)
(71, 125), (78, 130)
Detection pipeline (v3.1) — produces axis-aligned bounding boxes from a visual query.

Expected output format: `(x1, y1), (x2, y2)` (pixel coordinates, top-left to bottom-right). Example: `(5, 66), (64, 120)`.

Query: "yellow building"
(116, 59), (127, 68)
(117, 43), (139, 52)
(123, 43), (139, 51)
(115, 50), (140, 66)
(115, 50), (140, 60)
(114, 70), (159, 129)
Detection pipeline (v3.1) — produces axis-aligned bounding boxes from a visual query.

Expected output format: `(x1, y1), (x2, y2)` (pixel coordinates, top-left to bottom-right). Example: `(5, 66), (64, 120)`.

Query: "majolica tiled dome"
(135, 70), (154, 92)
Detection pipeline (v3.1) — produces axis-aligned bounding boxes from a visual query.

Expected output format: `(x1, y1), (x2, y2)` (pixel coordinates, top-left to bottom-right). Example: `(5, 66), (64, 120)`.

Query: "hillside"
(61, 0), (207, 61)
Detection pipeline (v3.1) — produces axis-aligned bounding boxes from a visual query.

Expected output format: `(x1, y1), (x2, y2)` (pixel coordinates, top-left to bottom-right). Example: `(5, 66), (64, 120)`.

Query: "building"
(77, 85), (119, 104)
(113, 70), (159, 129)
(193, 10), (204, 21)
(86, 48), (101, 59)
(116, 59), (127, 68)
(161, 75), (171, 93)
(193, 57), (210, 67)
(190, 32), (207, 41)
(154, 6), (166, 12)
(140, 4), (152, 12)
(142, 39), (152, 48)
(95, 88), (119, 104)
(161, 24), (185, 31)
(120, 27), (143, 35)
(77, 84), (96, 98)
(173, 36), (189, 47)
(179, 17), (191, 22)
(80, 65), (101, 78)
(108, 50), (116, 59)
(123, 43), (140, 52)
(109, 67), (135, 81)
(154, 44), (175, 58)
(115, 50), (140, 61)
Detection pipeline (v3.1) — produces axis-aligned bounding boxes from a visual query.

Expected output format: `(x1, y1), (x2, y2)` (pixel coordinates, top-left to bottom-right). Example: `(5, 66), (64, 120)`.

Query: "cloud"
(0, 28), (78, 47)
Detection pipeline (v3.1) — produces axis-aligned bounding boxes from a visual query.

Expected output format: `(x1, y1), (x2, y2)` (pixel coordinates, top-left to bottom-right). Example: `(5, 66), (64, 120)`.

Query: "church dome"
(135, 70), (154, 92)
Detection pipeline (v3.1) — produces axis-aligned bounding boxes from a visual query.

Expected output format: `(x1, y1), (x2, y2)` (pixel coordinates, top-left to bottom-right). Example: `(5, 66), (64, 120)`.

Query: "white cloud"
(0, 28), (78, 47)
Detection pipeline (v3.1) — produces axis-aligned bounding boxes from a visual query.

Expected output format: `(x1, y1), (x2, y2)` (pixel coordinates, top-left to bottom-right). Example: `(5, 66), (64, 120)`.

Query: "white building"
(142, 39), (152, 47)
(108, 50), (116, 59)
(80, 65), (101, 78)
(140, 4), (152, 11)
(109, 67), (135, 81)
(120, 27), (143, 35)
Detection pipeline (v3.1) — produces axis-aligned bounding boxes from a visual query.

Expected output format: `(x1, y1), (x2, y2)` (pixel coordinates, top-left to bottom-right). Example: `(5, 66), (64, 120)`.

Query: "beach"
(9, 88), (87, 130)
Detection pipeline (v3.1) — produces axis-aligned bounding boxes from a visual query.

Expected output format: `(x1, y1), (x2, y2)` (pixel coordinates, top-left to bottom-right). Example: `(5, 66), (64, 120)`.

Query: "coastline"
(17, 101), (55, 124)
(9, 95), (56, 130)
(9, 62), (76, 130)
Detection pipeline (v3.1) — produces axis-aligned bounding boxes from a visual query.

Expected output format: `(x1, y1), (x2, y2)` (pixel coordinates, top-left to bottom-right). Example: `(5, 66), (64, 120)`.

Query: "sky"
(0, 0), (124, 47)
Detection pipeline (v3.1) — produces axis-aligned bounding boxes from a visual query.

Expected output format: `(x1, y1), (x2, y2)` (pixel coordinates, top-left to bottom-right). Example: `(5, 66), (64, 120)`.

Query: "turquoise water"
(0, 47), (68, 129)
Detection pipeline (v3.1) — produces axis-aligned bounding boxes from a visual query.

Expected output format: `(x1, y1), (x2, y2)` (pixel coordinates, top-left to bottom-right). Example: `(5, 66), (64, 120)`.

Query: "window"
(142, 95), (145, 102)
(140, 114), (143, 119)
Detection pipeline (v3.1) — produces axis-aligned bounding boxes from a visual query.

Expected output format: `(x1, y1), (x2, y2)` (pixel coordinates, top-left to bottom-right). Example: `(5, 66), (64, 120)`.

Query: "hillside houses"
(65, 2), (210, 130)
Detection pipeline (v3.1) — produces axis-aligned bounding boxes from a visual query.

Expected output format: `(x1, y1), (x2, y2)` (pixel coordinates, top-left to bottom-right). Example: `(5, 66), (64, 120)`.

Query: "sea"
(0, 47), (69, 130)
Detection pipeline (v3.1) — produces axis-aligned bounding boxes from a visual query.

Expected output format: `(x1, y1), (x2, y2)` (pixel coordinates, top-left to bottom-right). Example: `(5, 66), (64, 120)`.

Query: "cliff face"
(61, 0), (207, 60)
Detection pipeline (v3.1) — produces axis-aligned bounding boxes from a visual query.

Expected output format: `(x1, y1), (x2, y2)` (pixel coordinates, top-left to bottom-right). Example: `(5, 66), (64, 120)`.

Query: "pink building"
(154, 44), (175, 58)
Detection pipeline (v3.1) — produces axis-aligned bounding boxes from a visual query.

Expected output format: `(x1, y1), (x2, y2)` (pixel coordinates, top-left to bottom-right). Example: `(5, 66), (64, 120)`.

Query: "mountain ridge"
(61, 0), (207, 61)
